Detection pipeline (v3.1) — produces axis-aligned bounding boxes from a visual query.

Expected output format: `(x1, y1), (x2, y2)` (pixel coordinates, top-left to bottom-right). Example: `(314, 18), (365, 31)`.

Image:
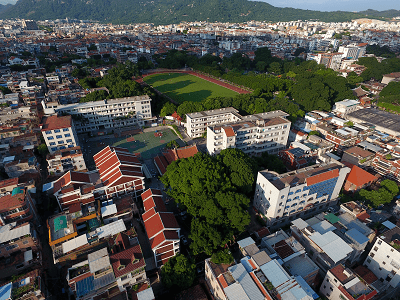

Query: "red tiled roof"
(223, 126), (235, 137)
(346, 165), (377, 188)
(68, 203), (81, 213)
(306, 169), (339, 186)
(143, 195), (166, 212)
(330, 265), (349, 283)
(70, 171), (91, 183)
(354, 265), (378, 284)
(0, 188), (26, 212)
(154, 155), (168, 174)
(176, 144), (199, 159)
(53, 171), (72, 193)
(41, 115), (72, 131)
(218, 274), (228, 288)
(0, 177), (18, 189)
(256, 227), (270, 238)
(109, 233), (145, 278)
(273, 240), (294, 259)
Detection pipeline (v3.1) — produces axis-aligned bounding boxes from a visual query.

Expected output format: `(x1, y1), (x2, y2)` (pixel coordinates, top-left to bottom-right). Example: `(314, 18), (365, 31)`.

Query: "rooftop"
(380, 226), (400, 252)
(348, 108), (400, 134)
(41, 115), (72, 131)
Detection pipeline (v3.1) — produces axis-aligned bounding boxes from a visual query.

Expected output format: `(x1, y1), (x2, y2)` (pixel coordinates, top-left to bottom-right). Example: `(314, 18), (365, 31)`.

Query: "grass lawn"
(144, 73), (238, 103)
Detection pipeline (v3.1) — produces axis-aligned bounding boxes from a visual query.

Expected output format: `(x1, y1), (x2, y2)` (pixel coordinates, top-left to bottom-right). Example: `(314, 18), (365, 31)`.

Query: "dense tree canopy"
(161, 149), (253, 254)
(359, 179), (399, 208)
(161, 254), (195, 291)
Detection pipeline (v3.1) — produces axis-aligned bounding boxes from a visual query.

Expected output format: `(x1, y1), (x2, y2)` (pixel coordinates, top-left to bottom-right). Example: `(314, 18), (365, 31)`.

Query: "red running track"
(137, 70), (251, 94)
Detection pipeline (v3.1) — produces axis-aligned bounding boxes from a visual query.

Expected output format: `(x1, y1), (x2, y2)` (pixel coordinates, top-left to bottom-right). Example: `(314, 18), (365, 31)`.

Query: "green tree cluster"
(210, 249), (234, 265)
(161, 149), (254, 254)
(161, 254), (195, 291)
(359, 179), (399, 208)
(80, 90), (109, 103)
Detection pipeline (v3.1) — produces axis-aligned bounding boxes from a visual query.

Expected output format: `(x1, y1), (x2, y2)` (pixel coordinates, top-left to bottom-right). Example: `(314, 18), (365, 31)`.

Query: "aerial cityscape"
(1, 1), (400, 300)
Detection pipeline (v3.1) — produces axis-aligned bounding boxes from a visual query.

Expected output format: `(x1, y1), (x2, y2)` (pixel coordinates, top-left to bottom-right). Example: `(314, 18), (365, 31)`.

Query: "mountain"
(358, 9), (400, 19)
(0, 0), (369, 25)
(0, 3), (12, 13)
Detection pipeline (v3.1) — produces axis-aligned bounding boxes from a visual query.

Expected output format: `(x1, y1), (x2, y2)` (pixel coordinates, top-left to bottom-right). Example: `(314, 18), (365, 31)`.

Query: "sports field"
(112, 128), (181, 159)
(144, 73), (239, 103)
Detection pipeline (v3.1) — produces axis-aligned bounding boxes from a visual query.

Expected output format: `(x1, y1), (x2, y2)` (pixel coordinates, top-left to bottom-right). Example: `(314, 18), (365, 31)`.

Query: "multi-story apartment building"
(206, 111), (291, 155)
(0, 222), (42, 279)
(364, 226), (400, 288)
(185, 107), (242, 138)
(320, 265), (377, 300)
(46, 146), (87, 175)
(45, 146), (145, 211)
(0, 269), (46, 300)
(338, 43), (367, 60)
(371, 148), (400, 181)
(141, 188), (180, 267)
(253, 161), (350, 228)
(41, 115), (79, 154)
(42, 95), (154, 134)
(0, 186), (39, 226)
(332, 99), (360, 117)
(290, 212), (372, 273)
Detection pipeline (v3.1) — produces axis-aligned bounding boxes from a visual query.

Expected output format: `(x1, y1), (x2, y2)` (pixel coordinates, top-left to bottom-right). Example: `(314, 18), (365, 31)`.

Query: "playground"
(112, 128), (180, 159)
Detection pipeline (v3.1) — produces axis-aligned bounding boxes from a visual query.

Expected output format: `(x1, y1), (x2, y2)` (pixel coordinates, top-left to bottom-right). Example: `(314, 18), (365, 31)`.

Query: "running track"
(136, 69), (251, 94)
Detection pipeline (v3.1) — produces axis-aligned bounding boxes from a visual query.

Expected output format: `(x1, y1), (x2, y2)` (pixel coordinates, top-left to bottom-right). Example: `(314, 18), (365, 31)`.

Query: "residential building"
(185, 107), (242, 138)
(46, 146), (87, 175)
(42, 95), (154, 134)
(154, 144), (199, 176)
(100, 195), (138, 224)
(0, 222), (42, 278)
(341, 146), (375, 167)
(343, 166), (377, 192)
(93, 146), (145, 201)
(0, 269), (46, 300)
(364, 226), (400, 288)
(290, 212), (372, 273)
(371, 148), (400, 181)
(41, 115), (79, 154)
(320, 265), (377, 300)
(332, 99), (360, 117)
(108, 232), (147, 291)
(325, 127), (361, 154)
(0, 186), (39, 226)
(141, 188), (180, 267)
(4, 155), (39, 179)
(260, 231), (320, 288)
(253, 161), (350, 228)
(338, 43), (367, 60)
(206, 111), (291, 155)
(381, 72), (400, 85)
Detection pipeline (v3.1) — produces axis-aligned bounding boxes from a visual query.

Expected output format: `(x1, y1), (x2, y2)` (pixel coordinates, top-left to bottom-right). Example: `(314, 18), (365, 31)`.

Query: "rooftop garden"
(69, 264), (90, 279)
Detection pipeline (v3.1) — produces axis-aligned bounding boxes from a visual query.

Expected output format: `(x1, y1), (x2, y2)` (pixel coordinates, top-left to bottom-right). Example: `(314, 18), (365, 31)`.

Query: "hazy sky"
(257, 0), (400, 12)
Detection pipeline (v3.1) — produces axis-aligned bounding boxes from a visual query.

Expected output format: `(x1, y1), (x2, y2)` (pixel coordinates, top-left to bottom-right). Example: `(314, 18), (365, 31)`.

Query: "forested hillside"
(0, 0), (367, 24)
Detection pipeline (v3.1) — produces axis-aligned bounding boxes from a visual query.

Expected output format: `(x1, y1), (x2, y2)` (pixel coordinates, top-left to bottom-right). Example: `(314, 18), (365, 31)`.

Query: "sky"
(256, 0), (400, 12)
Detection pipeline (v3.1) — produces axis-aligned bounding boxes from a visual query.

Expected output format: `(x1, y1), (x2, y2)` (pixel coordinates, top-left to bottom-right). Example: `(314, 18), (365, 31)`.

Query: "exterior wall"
(185, 110), (240, 138)
(43, 126), (78, 154)
(0, 232), (39, 258)
(205, 259), (227, 300)
(254, 165), (349, 227)
(116, 268), (146, 291)
(364, 238), (400, 288)
(47, 96), (153, 134)
(319, 270), (348, 300)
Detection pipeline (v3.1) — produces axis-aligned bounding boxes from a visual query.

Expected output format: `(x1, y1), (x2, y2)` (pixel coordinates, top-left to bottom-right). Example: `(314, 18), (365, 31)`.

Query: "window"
(48, 136), (54, 140)
(367, 258), (371, 263)
(56, 135), (62, 139)
(45, 130), (52, 134)
(51, 147), (57, 152)
(6, 244), (19, 251)
(64, 133), (71, 137)
(23, 240), (29, 245)
(374, 247), (379, 251)
(334, 279), (337, 283)
(323, 285), (326, 289)
(330, 287), (333, 291)
(54, 129), (60, 133)
(387, 255), (390, 259)
(66, 139), (73, 143)
(50, 142), (56, 146)
(383, 261), (386, 265)
(378, 240), (382, 245)
(278, 209), (281, 213)
(370, 253), (375, 258)
(58, 140), (64, 144)
(63, 128), (69, 132)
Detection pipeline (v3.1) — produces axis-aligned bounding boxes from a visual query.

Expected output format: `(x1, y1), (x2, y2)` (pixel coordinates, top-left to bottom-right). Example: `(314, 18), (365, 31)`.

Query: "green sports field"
(144, 73), (238, 103)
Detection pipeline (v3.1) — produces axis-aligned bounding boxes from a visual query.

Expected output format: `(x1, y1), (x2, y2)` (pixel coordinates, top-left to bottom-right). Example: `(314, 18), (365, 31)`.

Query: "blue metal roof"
(0, 282), (12, 300)
(345, 228), (369, 246)
(76, 276), (94, 298)
(295, 276), (319, 299)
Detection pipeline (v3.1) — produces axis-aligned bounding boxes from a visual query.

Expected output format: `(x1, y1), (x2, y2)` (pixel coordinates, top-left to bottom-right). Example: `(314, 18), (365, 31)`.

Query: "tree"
(359, 179), (399, 208)
(210, 249), (234, 265)
(37, 144), (49, 157)
(160, 102), (177, 117)
(161, 254), (195, 291)
(161, 152), (251, 254)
